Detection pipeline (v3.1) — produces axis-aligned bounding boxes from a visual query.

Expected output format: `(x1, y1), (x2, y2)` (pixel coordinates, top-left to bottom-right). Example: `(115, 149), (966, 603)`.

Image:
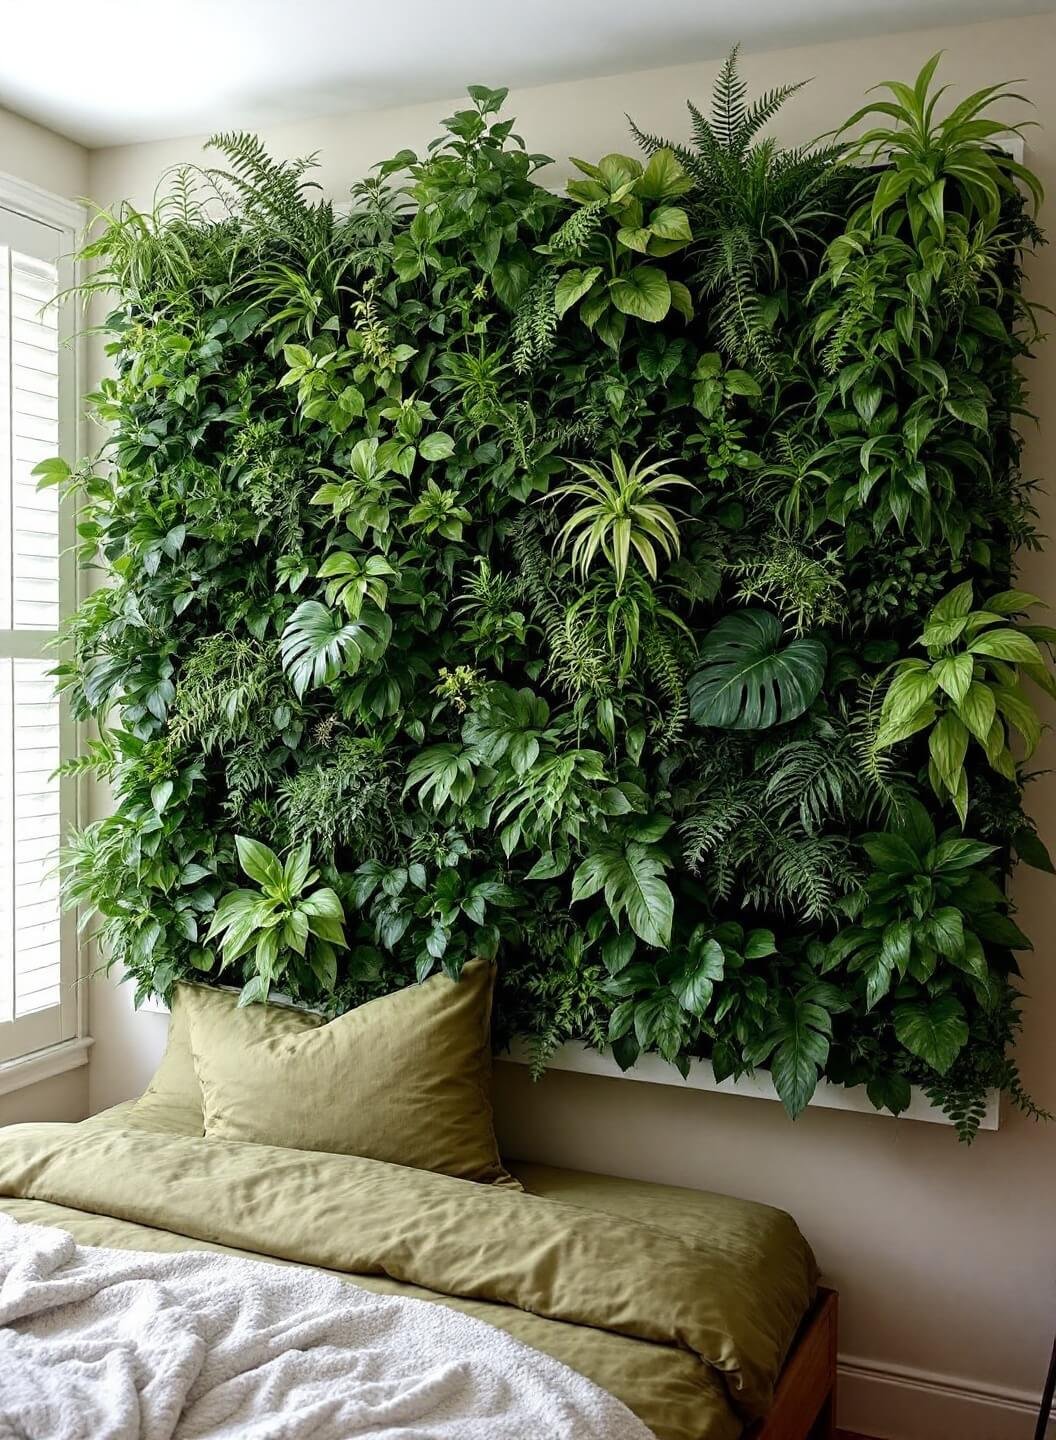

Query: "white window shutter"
(0, 196), (78, 1063)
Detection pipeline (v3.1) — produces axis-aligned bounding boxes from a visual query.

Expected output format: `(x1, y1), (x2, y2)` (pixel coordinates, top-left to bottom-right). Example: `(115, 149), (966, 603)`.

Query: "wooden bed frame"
(746, 1288), (838, 1440)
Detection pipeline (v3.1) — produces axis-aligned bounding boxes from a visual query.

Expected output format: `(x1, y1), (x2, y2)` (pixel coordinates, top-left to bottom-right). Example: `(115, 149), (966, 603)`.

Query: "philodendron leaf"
(671, 936), (725, 1014)
(866, 1071), (913, 1117)
(688, 610), (827, 730)
(893, 995), (969, 1074)
(609, 266), (671, 322)
(636, 147), (694, 200)
(555, 265), (603, 317)
(571, 841), (674, 948)
(755, 996), (832, 1118)
(619, 842), (674, 948)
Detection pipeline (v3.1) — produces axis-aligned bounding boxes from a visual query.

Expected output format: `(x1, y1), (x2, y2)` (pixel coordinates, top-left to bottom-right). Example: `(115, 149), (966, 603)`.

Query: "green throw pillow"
(181, 958), (517, 1187)
(127, 986), (208, 1134)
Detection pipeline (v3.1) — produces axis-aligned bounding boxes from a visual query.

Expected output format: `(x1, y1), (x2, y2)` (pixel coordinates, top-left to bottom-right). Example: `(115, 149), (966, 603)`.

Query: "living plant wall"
(54, 54), (1053, 1136)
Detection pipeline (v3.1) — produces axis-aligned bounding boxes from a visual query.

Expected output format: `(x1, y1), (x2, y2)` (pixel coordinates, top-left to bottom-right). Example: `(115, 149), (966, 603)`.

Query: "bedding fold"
(0, 1120), (816, 1426)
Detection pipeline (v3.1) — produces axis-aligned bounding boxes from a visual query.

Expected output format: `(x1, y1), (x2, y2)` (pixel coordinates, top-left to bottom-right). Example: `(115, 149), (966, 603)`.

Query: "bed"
(0, 1099), (831, 1440)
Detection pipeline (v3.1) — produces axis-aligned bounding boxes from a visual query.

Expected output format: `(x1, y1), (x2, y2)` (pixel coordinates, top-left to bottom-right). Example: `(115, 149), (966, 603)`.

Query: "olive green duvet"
(0, 1104), (817, 1440)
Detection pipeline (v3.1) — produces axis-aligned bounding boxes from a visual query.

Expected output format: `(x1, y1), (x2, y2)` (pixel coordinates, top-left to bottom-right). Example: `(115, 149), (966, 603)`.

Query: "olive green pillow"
(129, 985), (322, 1135)
(181, 959), (516, 1187)
(128, 986), (208, 1134)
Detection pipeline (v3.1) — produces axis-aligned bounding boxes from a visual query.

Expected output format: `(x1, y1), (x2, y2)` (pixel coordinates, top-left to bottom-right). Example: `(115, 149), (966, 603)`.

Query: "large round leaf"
(609, 266), (671, 322)
(688, 609), (826, 730)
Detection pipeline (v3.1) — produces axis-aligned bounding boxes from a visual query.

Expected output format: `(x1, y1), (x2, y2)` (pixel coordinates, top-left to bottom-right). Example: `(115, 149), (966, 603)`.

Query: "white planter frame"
(504, 1039), (1001, 1130)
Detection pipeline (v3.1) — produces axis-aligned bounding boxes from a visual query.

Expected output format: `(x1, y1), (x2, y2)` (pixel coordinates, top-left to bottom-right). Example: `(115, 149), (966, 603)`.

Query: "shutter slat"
(0, 224), (68, 1044)
(0, 656), (62, 1020)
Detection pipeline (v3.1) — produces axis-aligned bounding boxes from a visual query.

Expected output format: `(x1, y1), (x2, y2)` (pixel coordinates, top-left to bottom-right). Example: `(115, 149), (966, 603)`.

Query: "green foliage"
(875, 582), (1056, 821)
(629, 45), (845, 373)
(536, 148), (695, 352)
(280, 601), (391, 697)
(56, 53), (1049, 1137)
(205, 835), (347, 1002)
(689, 610), (827, 729)
(823, 799), (1027, 1033)
(550, 449), (691, 591)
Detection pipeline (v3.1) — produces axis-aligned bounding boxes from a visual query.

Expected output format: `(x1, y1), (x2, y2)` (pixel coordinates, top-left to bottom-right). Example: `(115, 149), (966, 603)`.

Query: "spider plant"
(836, 51), (1042, 239)
(549, 450), (692, 592)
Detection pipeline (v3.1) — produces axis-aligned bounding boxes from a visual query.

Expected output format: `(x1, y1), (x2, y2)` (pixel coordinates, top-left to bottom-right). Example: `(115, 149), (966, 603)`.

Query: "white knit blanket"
(0, 1215), (654, 1439)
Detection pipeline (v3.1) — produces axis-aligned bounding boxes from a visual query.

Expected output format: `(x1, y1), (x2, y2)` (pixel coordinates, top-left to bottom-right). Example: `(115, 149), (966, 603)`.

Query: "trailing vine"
(50, 60), (1051, 1138)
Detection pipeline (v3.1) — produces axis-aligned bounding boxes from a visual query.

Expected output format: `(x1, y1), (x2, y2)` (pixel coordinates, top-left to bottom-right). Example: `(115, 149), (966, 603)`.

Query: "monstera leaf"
(280, 601), (390, 698)
(688, 610), (826, 730)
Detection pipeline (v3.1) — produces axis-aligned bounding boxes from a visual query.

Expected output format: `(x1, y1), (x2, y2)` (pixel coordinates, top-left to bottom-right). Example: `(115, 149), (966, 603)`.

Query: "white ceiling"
(3, 0), (1054, 148)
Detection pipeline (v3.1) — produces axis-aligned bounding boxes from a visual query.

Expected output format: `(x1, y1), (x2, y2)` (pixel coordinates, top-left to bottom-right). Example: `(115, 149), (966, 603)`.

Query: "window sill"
(503, 1039), (1000, 1131)
(0, 1036), (93, 1098)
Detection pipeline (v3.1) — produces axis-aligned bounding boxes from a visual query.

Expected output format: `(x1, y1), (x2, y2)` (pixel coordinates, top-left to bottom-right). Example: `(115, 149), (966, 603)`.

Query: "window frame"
(0, 169), (86, 1069)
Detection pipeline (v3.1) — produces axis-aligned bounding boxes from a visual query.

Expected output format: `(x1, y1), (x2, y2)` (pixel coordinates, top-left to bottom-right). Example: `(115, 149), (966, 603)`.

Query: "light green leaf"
(419, 432), (456, 461)
(992, 683), (1042, 754)
(32, 456), (71, 488)
(637, 147), (694, 200)
(668, 280), (694, 320)
(238, 974), (269, 1007)
(880, 662), (938, 727)
(647, 205), (692, 241)
(554, 265), (603, 317)
(609, 267), (671, 323)
(283, 842), (313, 895)
(969, 628), (1044, 665)
(150, 780), (173, 814)
(956, 681), (996, 745)
(928, 711), (969, 790)
(723, 369), (762, 398)
(931, 654), (974, 706)
(235, 836), (284, 890)
(929, 582), (975, 623)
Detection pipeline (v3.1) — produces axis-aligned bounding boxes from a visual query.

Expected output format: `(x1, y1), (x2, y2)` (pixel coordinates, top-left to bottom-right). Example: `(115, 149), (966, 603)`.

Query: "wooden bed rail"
(747, 1288), (838, 1440)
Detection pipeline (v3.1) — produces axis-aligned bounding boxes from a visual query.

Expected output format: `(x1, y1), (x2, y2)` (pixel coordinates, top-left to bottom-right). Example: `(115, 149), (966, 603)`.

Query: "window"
(0, 180), (81, 1065)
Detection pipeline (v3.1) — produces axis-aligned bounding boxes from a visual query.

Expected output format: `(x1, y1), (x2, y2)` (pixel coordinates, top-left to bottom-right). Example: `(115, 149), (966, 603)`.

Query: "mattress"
(0, 1103), (818, 1440)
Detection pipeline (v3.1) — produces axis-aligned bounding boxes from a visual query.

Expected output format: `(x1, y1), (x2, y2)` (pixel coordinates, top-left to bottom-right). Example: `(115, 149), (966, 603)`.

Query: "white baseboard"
(838, 1352), (1048, 1439)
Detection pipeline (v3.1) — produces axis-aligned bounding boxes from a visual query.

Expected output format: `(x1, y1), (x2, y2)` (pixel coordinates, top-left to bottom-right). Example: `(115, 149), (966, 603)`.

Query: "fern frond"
(547, 201), (604, 259)
(710, 46), (748, 152)
(642, 627), (688, 755)
(511, 520), (616, 698)
(851, 677), (904, 818)
(626, 116), (701, 178)
(203, 132), (323, 245)
(512, 271), (559, 373)
(739, 83), (810, 149)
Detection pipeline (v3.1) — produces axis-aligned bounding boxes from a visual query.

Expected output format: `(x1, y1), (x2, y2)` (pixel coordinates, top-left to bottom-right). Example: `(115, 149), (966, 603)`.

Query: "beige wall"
(0, 107), (89, 1125)
(0, 104), (88, 200)
(0, 1067), (87, 1126)
(83, 13), (1056, 1439)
